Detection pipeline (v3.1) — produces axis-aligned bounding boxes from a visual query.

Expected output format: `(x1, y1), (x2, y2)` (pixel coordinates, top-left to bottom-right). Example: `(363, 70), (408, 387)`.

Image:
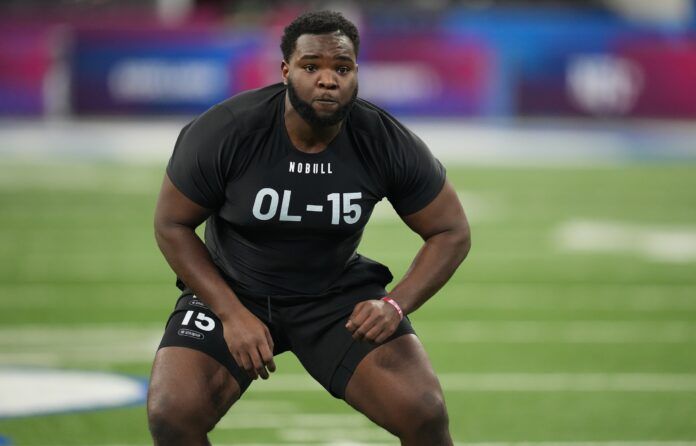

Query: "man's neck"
(284, 95), (341, 154)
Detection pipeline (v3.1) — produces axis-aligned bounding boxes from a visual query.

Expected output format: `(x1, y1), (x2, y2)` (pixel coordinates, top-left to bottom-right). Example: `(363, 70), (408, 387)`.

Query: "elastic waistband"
(235, 283), (387, 305)
(176, 283), (387, 307)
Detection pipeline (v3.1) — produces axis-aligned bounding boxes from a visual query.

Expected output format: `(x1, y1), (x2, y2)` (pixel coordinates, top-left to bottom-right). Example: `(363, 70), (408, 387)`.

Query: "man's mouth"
(314, 97), (338, 104)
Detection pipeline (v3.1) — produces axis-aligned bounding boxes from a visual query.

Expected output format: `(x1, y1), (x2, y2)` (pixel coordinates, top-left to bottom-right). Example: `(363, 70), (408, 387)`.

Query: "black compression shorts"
(157, 284), (416, 399)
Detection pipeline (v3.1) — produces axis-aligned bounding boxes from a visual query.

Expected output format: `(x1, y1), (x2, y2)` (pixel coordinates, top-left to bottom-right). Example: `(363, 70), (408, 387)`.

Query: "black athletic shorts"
(158, 283), (415, 399)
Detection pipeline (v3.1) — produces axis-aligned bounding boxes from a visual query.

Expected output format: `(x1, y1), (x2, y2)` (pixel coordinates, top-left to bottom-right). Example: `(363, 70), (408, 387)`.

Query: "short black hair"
(280, 10), (360, 61)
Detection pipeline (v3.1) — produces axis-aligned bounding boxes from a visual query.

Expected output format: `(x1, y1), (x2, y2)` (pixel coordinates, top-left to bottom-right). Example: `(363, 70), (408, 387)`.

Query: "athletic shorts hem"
(156, 285), (417, 401)
(157, 298), (254, 395)
(327, 318), (416, 399)
(157, 341), (252, 395)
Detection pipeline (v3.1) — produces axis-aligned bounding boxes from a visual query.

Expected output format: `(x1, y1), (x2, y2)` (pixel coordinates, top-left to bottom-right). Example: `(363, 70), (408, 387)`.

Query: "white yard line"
(1, 319), (695, 368)
(439, 373), (696, 392)
(439, 283), (696, 311)
(0, 325), (162, 365)
(416, 321), (696, 343)
(280, 427), (393, 442)
(556, 220), (696, 263)
(247, 373), (696, 393)
(217, 413), (371, 429)
(370, 191), (495, 223)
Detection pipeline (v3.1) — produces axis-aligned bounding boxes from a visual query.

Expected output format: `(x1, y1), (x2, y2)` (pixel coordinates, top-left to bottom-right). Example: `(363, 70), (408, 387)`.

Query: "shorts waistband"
(235, 283), (387, 305)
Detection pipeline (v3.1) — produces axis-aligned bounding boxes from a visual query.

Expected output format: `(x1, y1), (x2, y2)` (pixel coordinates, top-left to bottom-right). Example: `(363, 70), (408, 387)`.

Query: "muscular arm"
(346, 180), (470, 342)
(154, 174), (275, 379)
(154, 175), (239, 317)
(388, 180), (471, 314)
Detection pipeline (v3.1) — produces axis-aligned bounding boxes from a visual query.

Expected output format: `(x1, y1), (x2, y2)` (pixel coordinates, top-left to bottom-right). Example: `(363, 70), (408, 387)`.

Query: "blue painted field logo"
(178, 328), (204, 340)
(0, 367), (146, 418)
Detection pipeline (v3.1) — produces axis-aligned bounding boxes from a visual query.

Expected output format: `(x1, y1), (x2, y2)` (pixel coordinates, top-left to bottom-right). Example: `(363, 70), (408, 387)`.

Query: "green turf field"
(1, 160), (695, 445)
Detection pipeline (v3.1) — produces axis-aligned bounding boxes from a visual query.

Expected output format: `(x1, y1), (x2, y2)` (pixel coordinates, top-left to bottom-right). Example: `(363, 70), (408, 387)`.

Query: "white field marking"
(0, 286), (167, 310)
(366, 199), (395, 222)
(439, 283), (696, 311)
(0, 353), (123, 368)
(416, 320), (696, 343)
(228, 399), (300, 413)
(438, 373), (696, 392)
(0, 161), (158, 194)
(0, 349), (157, 367)
(0, 325), (162, 366)
(2, 319), (695, 369)
(370, 191), (493, 223)
(0, 325), (163, 345)
(217, 413), (370, 429)
(0, 367), (145, 417)
(248, 373), (696, 393)
(280, 426), (392, 442)
(556, 220), (696, 263)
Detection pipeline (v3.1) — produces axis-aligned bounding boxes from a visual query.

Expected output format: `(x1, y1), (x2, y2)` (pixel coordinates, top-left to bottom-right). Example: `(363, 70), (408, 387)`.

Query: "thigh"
(158, 292), (254, 394)
(148, 346), (241, 427)
(343, 334), (447, 431)
(148, 292), (248, 428)
(150, 290), (291, 409)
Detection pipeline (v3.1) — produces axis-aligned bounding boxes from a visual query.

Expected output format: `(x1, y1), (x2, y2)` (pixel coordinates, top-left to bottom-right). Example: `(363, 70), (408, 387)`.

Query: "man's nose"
(317, 70), (338, 89)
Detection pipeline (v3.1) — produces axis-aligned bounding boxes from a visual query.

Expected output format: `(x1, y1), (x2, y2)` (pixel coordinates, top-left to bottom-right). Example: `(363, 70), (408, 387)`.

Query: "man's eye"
(304, 65), (316, 72)
(337, 66), (351, 74)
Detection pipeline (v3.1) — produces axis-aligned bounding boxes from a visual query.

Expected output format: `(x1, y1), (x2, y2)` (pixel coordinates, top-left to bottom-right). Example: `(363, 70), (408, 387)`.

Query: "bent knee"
(147, 388), (218, 441)
(399, 391), (449, 436)
(147, 408), (185, 444)
(416, 391), (449, 431)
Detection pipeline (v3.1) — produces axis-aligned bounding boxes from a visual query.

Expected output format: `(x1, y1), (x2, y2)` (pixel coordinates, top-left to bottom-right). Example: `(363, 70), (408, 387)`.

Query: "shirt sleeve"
(386, 128), (446, 216)
(166, 105), (238, 210)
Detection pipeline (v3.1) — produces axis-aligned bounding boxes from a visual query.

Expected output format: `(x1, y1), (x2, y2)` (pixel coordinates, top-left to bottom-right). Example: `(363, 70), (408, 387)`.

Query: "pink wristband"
(381, 296), (404, 321)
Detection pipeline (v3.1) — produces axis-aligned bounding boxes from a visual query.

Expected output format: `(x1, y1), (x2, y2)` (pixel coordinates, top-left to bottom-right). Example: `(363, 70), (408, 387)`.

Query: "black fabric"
(166, 83), (446, 297)
(327, 315), (415, 398)
(158, 285), (416, 399)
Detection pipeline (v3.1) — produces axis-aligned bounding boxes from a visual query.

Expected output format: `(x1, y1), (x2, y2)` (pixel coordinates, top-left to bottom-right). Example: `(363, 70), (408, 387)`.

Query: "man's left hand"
(345, 299), (401, 343)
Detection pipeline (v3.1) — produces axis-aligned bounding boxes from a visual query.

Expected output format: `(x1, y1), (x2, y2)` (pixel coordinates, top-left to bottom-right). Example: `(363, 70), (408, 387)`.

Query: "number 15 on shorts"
(181, 310), (216, 331)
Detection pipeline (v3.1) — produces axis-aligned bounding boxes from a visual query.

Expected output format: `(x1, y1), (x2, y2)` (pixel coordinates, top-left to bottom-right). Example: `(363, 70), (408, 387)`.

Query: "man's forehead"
(293, 32), (355, 59)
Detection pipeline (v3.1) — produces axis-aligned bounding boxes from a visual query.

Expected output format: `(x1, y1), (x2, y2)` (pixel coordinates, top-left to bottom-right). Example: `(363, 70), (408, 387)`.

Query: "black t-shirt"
(167, 83), (446, 297)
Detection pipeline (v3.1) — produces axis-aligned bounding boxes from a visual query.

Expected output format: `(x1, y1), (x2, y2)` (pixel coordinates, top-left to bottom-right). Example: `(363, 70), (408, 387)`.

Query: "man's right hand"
(221, 308), (276, 380)
(154, 174), (276, 380)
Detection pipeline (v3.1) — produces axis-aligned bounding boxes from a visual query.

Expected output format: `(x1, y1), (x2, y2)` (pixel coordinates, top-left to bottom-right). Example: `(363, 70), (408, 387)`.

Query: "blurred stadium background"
(1, 0), (696, 445)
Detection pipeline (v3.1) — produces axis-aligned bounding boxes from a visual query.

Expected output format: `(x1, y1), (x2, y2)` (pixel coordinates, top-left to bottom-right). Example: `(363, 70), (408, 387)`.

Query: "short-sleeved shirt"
(167, 83), (445, 297)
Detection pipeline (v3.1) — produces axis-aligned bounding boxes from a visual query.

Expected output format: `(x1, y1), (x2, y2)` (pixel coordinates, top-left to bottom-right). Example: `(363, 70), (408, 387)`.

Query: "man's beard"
(286, 79), (358, 128)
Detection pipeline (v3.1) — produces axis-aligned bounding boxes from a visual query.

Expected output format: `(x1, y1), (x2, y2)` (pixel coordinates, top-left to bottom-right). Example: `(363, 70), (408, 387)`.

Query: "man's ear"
(281, 60), (289, 85)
